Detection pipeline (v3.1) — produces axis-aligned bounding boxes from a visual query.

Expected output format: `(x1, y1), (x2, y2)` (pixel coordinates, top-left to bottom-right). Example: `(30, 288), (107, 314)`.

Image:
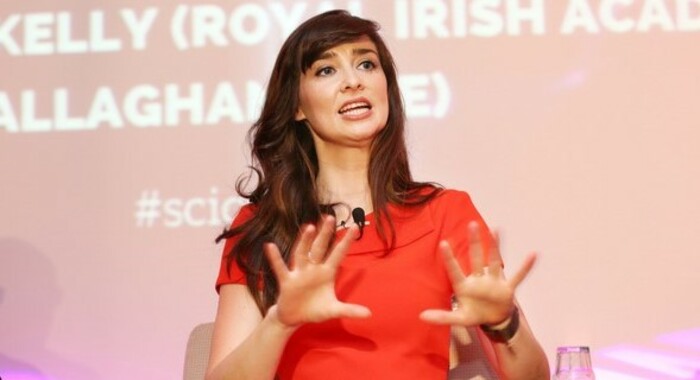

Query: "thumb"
(419, 309), (462, 325)
(333, 302), (372, 319)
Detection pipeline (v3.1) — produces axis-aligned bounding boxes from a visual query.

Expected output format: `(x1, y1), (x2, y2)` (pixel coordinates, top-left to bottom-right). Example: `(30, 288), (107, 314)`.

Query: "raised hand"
(265, 215), (371, 328)
(420, 222), (536, 327)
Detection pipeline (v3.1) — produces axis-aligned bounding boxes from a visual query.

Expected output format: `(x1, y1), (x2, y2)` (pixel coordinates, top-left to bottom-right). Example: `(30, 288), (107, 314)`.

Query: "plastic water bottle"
(553, 346), (596, 380)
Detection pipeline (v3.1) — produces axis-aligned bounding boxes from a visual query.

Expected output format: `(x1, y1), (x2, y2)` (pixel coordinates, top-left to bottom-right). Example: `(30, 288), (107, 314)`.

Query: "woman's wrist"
(264, 306), (300, 335)
(480, 307), (520, 343)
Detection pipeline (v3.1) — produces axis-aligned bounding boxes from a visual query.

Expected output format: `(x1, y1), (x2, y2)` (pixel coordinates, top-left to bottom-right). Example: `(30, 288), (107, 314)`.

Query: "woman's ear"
(295, 108), (307, 121)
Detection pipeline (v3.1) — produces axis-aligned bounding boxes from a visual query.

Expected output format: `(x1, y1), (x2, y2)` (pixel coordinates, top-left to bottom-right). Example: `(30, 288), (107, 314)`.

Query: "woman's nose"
(341, 70), (363, 91)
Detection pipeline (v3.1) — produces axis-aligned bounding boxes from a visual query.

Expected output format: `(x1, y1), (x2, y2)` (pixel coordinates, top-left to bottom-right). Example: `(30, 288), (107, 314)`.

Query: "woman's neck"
(315, 147), (372, 220)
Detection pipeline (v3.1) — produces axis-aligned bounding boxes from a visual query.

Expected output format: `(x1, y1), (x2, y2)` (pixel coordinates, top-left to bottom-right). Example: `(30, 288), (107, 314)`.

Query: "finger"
(264, 242), (289, 282)
(331, 302), (372, 319)
(487, 230), (504, 277)
(439, 241), (467, 284)
(508, 252), (537, 288)
(308, 215), (335, 263)
(419, 309), (465, 325)
(325, 225), (358, 268)
(292, 224), (317, 268)
(468, 221), (485, 274)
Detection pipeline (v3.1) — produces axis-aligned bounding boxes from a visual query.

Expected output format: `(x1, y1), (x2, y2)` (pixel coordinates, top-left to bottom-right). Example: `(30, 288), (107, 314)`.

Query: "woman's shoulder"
(237, 202), (257, 216)
(426, 188), (481, 217)
(400, 185), (477, 212)
(228, 202), (257, 228)
(432, 188), (474, 206)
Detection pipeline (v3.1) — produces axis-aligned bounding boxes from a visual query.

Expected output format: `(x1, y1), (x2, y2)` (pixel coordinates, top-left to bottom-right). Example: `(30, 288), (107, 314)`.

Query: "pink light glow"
(591, 328), (700, 379)
(0, 372), (53, 380)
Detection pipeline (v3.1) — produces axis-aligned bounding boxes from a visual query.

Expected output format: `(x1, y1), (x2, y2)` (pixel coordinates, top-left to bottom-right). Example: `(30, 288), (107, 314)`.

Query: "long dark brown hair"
(216, 10), (440, 313)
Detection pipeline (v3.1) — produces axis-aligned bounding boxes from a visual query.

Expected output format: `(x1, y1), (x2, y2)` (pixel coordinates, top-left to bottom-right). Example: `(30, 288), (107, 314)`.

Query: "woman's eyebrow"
(352, 48), (378, 57)
(317, 51), (336, 61)
(316, 47), (378, 61)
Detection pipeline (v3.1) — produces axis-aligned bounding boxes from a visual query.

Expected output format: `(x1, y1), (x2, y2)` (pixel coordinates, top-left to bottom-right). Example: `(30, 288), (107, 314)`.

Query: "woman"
(207, 10), (549, 380)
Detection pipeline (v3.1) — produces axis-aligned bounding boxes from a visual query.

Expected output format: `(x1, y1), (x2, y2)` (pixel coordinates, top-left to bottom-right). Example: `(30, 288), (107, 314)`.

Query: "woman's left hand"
(420, 222), (537, 327)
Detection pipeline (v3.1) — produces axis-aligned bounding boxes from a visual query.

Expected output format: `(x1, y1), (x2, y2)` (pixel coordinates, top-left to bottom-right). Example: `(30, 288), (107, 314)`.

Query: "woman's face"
(295, 36), (389, 151)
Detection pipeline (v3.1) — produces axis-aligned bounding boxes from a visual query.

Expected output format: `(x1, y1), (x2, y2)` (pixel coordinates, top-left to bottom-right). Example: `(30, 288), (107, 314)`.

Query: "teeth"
(339, 102), (370, 114)
(343, 108), (367, 115)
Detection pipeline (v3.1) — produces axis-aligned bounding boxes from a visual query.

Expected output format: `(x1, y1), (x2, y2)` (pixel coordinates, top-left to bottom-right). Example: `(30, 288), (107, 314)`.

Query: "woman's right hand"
(264, 215), (371, 328)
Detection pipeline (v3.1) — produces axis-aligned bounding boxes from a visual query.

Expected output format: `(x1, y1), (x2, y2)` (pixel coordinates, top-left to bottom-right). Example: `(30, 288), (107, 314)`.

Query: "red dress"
(216, 189), (497, 380)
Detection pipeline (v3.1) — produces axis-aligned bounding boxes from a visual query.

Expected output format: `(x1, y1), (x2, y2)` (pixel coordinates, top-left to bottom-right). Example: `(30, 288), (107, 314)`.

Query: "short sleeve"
(434, 190), (496, 273)
(215, 204), (256, 293)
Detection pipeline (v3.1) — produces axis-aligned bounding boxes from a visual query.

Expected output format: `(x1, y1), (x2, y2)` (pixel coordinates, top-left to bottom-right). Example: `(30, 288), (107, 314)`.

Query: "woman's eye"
(359, 60), (376, 70)
(316, 67), (334, 76)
